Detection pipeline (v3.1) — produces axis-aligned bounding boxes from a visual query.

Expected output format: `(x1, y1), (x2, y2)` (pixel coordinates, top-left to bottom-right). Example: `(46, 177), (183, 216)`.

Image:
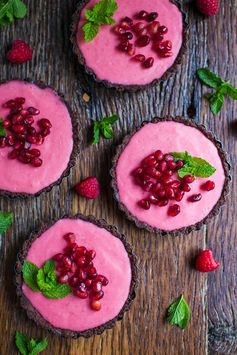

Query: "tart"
(71, 0), (188, 90)
(111, 117), (230, 235)
(0, 80), (78, 198)
(16, 215), (138, 338)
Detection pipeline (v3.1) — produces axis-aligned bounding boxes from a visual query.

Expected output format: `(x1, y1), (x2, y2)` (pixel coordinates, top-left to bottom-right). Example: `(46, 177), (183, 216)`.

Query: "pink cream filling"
(77, 0), (183, 85)
(0, 81), (73, 194)
(22, 218), (132, 331)
(116, 121), (226, 231)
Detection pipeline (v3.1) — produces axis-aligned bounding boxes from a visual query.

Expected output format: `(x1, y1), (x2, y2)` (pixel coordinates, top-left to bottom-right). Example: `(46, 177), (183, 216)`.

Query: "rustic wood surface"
(0, 0), (236, 354)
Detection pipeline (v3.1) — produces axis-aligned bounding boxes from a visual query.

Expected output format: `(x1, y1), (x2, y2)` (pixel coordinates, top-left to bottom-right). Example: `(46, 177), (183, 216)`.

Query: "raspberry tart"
(16, 215), (137, 337)
(111, 117), (230, 235)
(71, 0), (188, 90)
(0, 80), (78, 198)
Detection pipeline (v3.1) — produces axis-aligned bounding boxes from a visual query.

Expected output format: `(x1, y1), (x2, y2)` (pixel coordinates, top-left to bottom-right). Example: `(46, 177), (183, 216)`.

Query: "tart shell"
(71, 0), (189, 92)
(110, 116), (231, 236)
(0, 79), (80, 199)
(15, 214), (138, 338)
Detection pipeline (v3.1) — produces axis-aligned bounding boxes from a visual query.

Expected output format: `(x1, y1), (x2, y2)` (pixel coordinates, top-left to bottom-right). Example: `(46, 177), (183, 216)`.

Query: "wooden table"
(0, 1), (236, 354)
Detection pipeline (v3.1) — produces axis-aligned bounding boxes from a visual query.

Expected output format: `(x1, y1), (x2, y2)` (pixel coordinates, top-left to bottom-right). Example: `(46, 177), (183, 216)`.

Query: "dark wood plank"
(0, 0), (236, 354)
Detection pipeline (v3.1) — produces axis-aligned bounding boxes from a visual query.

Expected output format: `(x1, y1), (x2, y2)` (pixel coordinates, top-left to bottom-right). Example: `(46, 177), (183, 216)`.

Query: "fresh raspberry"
(196, 0), (219, 16)
(74, 177), (100, 199)
(195, 249), (220, 272)
(6, 40), (33, 64)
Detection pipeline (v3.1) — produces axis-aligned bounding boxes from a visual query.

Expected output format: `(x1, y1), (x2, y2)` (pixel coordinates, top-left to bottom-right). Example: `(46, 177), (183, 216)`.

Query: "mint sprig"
(167, 295), (190, 329)
(171, 151), (216, 178)
(23, 259), (72, 299)
(0, 211), (13, 234)
(82, 0), (118, 42)
(0, 0), (27, 26)
(0, 118), (7, 137)
(92, 114), (119, 144)
(15, 331), (48, 355)
(197, 68), (237, 114)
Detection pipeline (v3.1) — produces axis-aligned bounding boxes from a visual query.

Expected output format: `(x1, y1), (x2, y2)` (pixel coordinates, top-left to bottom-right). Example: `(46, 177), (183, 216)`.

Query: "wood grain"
(0, 0), (236, 354)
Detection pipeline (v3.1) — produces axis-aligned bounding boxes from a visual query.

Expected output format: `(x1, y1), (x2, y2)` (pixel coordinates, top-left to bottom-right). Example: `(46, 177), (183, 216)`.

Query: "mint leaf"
(101, 114), (119, 124)
(15, 331), (29, 355)
(29, 338), (48, 355)
(209, 92), (224, 114)
(83, 22), (99, 42)
(92, 114), (118, 144)
(28, 339), (37, 353)
(0, 211), (13, 233)
(83, 0), (118, 42)
(226, 84), (237, 100)
(0, 118), (7, 137)
(22, 261), (40, 292)
(167, 295), (190, 329)
(100, 123), (113, 139)
(197, 68), (223, 89)
(92, 121), (100, 144)
(41, 283), (71, 299)
(12, 0), (27, 18)
(170, 151), (191, 162)
(43, 259), (54, 274)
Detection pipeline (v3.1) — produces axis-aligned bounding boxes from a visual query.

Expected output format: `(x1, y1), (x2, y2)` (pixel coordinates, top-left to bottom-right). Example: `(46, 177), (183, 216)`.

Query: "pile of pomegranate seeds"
(114, 10), (173, 69)
(132, 150), (216, 217)
(0, 97), (52, 167)
(54, 233), (109, 311)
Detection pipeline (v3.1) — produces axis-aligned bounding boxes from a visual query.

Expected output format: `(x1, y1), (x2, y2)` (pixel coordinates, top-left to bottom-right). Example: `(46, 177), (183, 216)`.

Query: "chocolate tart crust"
(71, 0), (189, 92)
(15, 214), (138, 338)
(110, 116), (231, 236)
(0, 79), (80, 199)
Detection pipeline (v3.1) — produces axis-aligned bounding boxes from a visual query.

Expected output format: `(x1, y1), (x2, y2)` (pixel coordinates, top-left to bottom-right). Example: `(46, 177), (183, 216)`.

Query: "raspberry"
(6, 40), (33, 64)
(196, 0), (219, 17)
(195, 249), (220, 272)
(74, 177), (100, 199)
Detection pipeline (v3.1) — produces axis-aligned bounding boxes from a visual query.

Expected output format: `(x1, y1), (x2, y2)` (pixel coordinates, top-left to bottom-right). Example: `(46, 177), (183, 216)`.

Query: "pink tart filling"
(0, 81), (73, 194)
(22, 218), (132, 331)
(115, 121), (226, 231)
(76, 0), (183, 85)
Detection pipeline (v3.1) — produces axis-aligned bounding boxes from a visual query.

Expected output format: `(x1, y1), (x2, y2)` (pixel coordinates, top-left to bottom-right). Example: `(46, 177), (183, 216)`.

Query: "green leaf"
(100, 123), (113, 139)
(83, 22), (99, 42)
(0, 211), (13, 233)
(92, 121), (100, 144)
(208, 92), (224, 114)
(22, 261), (40, 292)
(226, 84), (237, 100)
(92, 114), (118, 144)
(29, 338), (48, 355)
(41, 283), (72, 299)
(170, 151), (191, 163)
(197, 68), (223, 89)
(167, 295), (190, 329)
(15, 331), (29, 355)
(12, 0), (27, 18)
(42, 259), (54, 274)
(27, 339), (37, 353)
(0, 118), (6, 137)
(101, 114), (119, 124)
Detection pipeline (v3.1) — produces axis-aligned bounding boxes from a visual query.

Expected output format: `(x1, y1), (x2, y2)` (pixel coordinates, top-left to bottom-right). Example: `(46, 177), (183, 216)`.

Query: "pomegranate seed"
(162, 176), (173, 185)
(70, 262), (77, 273)
(96, 275), (109, 286)
(27, 107), (40, 115)
(157, 160), (167, 172)
(136, 35), (150, 47)
(154, 33), (164, 42)
(27, 127), (36, 136)
(54, 253), (64, 261)
(167, 160), (177, 169)
(157, 188), (166, 198)
(202, 180), (215, 191)
(63, 256), (72, 269)
(88, 267), (97, 279)
(161, 51), (173, 58)
(3, 119), (11, 128)
(142, 155), (157, 167)
(147, 12), (158, 22)
(14, 141), (24, 150)
(35, 134), (44, 145)
(164, 169), (173, 176)
(165, 187), (175, 199)
(76, 256), (86, 267)
(149, 195), (159, 205)
(123, 16), (133, 26)
(12, 114), (23, 125)
(139, 199), (150, 210)
(154, 150), (164, 161)
(3, 99), (16, 108)
(147, 21), (160, 34)
(139, 27), (148, 36)
(114, 26), (125, 34)
(0, 137), (7, 148)
(87, 250), (96, 260)
(12, 124), (26, 133)
(132, 167), (143, 176)
(133, 22), (146, 33)
(64, 233), (76, 244)
(7, 135), (15, 146)
(157, 198), (168, 207)
(158, 25), (168, 34)
(26, 135), (37, 144)
(77, 246), (87, 256)
(127, 43), (136, 56)
(151, 182), (163, 194)
(90, 300), (101, 311)
(120, 21), (131, 30)
(23, 116), (34, 125)
(168, 204), (180, 217)
(92, 281), (102, 292)
(188, 194), (202, 202)
(163, 154), (174, 162)
(145, 167), (161, 179)
(18, 150), (32, 164)
(15, 97), (25, 105)
(85, 279), (93, 289)
(77, 269), (87, 281)
(182, 175), (195, 184)
(133, 54), (145, 62)
(175, 190), (184, 202)
(163, 40), (172, 51)
(31, 157), (42, 167)
(20, 109), (29, 117)
(169, 180), (181, 189)
(74, 290), (88, 299)
(58, 274), (69, 284)
(138, 10), (148, 19)
(40, 128), (51, 137)
(119, 40), (129, 52)
(176, 160), (184, 169)
(92, 290), (104, 300)
(144, 57), (154, 68)
(142, 181), (154, 192)
(8, 149), (19, 159)
(28, 149), (41, 157)
(121, 31), (133, 40)
(181, 183), (191, 192)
